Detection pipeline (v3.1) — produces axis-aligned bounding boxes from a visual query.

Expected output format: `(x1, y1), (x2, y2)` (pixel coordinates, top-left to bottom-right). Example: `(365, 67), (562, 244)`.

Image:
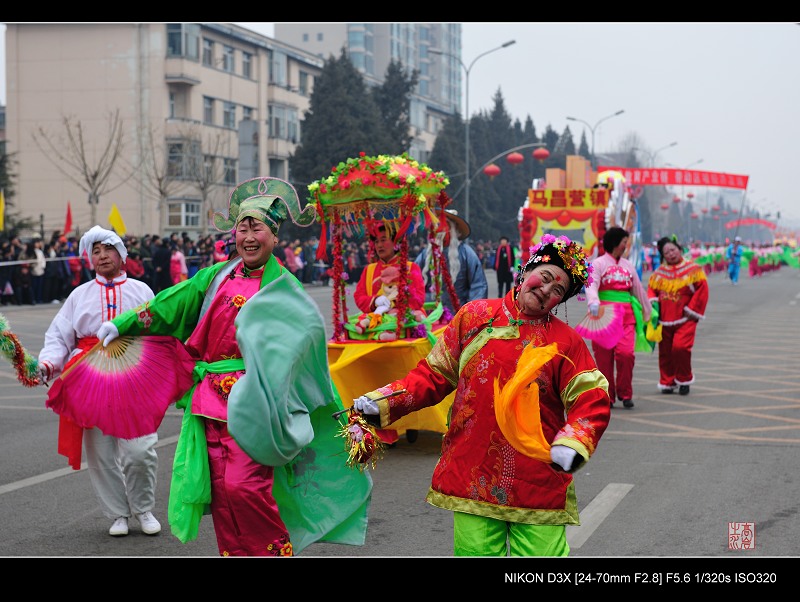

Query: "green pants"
(453, 511), (569, 557)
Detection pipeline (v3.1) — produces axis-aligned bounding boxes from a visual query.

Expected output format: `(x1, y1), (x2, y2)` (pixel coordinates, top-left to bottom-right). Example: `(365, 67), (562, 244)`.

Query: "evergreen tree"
(289, 50), (392, 193)
(371, 59), (419, 154)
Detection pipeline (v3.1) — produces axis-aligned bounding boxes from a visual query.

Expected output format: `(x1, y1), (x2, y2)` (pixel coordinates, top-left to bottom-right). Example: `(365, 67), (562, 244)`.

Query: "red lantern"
(506, 152), (524, 166)
(711, 205), (720, 211)
(533, 148), (550, 163)
(687, 192), (695, 199)
(483, 164), (501, 179)
(713, 215), (719, 220)
(731, 209), (738, 214)
(691, 213), (699, 219)
(722, 210), (729, 216)
(701, 208), (709, 214)
(672, 195), (681, 204)
(660, 203), (669, 211)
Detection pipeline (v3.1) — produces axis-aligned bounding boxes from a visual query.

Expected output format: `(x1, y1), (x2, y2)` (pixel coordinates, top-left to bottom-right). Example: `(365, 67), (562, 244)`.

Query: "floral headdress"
(518, 234), (594, 301)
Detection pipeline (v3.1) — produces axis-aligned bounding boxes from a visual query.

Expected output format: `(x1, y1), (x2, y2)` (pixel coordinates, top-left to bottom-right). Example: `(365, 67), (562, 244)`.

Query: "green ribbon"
(597, 290), (651, 354)
(169, 357), (245, 544)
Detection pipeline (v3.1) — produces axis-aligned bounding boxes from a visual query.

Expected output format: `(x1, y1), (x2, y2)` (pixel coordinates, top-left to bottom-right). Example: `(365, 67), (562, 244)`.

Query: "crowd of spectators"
(0, 229), (508, 308)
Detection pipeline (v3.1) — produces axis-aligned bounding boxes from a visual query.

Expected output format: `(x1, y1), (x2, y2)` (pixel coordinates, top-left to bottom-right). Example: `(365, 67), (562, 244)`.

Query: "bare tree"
(31, 110), (132, 225)
(130, 124), (188, 232)
(180, 125), (235, 236)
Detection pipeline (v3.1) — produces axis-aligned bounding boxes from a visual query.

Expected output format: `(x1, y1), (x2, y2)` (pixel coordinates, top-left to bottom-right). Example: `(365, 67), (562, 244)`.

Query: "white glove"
(550, 445), (578, 472)
(374, 295), (391, 314)
(97, 321), (119, 347)
(353, 395), (380, 415)
(588, 302), (600, 317)
(38, 360), (55, 384)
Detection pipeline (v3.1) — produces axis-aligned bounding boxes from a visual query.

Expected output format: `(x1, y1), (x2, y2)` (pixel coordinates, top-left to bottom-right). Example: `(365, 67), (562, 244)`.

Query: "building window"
(302, 33), (309, 42)
(242, 106), (253, 121)
(223, 158), (237, 185)
(166, 24), (199, 60)
(202, 39), (214, 66)
(167, 139), (202, 179)
(269, 50), (287, 87)
(316, 32), (323, 42)
(242, 52), (252, 78)
(269, 158), (285, 179)
(268, 104), (286, 139)
(223, 45), (235, 72)
(298, 71), (309, 96)
(169, 92), (175, 119)
(287, 109), (299, 144)
(223, 102), (236, 129)
(167, 200), (201, 228)
(204, 97), (214, 125)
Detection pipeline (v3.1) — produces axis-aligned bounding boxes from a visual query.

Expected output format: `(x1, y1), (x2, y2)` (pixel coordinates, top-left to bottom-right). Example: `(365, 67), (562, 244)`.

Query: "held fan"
(574, 304), (624, 350)
(46, 336), (196, 440)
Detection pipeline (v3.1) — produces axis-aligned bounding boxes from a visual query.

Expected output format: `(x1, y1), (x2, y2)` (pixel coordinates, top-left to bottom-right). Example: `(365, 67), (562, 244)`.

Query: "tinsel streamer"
(0, 313), (42, 387)
(335, 409), (386, 471)
(396, 237), (409, 339)
(331, 216), (347, 342)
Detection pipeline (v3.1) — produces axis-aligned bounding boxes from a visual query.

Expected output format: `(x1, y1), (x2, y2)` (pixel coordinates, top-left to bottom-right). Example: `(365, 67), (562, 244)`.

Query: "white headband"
(79, 225), (127, 267)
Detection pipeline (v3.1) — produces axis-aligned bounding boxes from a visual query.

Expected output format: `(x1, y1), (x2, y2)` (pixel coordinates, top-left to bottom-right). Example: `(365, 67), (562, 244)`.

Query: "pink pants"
(205, 419), (292, 556)
(657, 320), (698, 387)
(592, 302), (636, 402)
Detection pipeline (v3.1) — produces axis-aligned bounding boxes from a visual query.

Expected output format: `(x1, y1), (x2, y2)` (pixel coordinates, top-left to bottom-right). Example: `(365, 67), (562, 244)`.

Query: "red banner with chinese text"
(725, 218), (777, 231)
(597, 166), (749, 190)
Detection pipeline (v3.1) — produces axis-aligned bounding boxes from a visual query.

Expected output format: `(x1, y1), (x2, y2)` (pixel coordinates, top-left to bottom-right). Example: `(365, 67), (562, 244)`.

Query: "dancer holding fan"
(37, 226), (163, 538)
(96, 177), (372, 557)
(581, 227), (651, 409)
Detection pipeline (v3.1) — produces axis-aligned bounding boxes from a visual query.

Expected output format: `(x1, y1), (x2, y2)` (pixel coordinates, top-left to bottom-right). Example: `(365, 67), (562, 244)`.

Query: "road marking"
(0, 435), (180, 496)
(567, 483), (634, 548)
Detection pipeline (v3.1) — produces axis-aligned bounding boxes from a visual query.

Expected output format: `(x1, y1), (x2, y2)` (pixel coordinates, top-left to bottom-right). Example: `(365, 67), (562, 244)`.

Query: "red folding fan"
(574, 304), (624, 350)
(46, 336), (196, 439)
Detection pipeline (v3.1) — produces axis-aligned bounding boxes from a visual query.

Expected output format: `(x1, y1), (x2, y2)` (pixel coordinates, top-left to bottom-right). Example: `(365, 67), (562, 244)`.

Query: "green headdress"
(213, 177), (317, 234)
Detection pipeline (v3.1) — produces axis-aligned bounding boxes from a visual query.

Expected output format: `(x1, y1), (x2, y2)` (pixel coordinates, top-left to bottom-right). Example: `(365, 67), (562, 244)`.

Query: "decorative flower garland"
(0, 313), (42, 387)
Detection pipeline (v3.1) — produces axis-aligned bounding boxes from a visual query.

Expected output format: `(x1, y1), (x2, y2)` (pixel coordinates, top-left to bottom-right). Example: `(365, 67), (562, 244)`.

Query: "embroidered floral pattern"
(229, 294), (247, 310)
(210, 374), (238, 401)
(266, 533), (293, 556)
(135, 302), (154, 330)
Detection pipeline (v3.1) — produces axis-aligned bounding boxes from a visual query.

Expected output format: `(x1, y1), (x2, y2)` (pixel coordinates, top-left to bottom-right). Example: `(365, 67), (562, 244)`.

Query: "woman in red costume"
(353, 234), (611, 556)
(647, 236), (709, 396)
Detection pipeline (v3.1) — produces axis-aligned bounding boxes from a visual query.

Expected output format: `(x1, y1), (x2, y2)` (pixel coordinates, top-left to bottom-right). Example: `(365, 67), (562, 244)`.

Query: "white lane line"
(567, 483), (634, 548)
(0, 434), (180, 496)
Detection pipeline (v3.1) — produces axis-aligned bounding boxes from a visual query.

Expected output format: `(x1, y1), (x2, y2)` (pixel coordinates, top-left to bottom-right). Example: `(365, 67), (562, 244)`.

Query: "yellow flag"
(0, 189), (5, 231)
(108, 203), (127, 236)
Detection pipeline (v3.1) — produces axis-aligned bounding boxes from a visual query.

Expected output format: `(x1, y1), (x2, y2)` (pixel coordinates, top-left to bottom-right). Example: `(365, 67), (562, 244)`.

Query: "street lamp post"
(431, 40), (516, 223)
(566, 110), (625, 168)
(633, 141), (678, 167)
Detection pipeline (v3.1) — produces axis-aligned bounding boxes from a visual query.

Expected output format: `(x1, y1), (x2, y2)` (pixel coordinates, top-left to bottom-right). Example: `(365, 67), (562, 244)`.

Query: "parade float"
(308, 153), (457, 443)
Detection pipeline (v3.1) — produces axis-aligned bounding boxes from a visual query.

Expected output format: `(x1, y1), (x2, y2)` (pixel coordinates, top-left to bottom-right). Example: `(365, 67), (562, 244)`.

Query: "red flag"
(64, 202), (73, 235)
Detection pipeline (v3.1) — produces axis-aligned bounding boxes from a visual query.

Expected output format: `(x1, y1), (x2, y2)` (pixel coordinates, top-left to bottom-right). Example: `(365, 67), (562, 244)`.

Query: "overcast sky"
(3, 22), (799, 232)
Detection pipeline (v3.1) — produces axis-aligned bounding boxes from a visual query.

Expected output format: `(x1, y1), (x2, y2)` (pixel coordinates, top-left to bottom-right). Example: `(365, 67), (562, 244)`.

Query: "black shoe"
(678, 385), (690, 396)
(406, 429), (419, 443)
(661, 387), (674, 395)
(621, 398), (635, 409)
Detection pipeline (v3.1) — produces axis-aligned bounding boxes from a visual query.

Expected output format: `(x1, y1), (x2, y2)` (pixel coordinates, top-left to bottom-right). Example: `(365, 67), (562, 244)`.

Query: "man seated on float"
(353, 223), (426, 324)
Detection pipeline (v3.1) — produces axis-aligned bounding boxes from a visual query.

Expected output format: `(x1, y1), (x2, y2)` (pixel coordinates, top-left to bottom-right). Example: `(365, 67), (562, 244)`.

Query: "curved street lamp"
(566, 110), (625, 169)
(633, 141), (678, 167)
(431, 39), (516, 223)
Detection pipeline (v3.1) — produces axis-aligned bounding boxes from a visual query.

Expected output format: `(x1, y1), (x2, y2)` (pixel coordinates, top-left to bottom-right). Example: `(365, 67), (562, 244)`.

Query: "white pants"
(83, 428), (158, 519)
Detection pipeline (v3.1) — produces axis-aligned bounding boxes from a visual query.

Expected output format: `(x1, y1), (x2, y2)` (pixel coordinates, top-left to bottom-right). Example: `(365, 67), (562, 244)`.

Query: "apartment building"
(4, 23), (323, 238)
(274, 23), (461, 164)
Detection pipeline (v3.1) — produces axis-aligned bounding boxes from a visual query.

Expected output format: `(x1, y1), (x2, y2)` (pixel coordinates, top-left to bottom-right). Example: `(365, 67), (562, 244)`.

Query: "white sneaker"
(136, 511), (161, 535)
(109, 517), (129, 537)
